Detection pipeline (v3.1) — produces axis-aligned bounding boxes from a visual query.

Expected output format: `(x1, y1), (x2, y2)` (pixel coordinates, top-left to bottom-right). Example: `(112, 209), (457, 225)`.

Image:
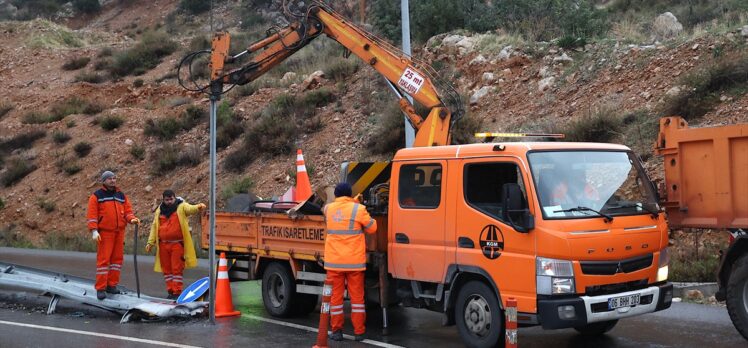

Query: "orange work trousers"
(327, 270), (366, 335)
(95, 229), (124, 291)
(159, 241), (185, 295)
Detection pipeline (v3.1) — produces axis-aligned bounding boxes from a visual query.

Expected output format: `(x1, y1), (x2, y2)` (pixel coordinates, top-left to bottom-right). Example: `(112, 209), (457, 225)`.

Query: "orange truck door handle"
(457, 237), (474, 249)
(395, 233), (409, 244)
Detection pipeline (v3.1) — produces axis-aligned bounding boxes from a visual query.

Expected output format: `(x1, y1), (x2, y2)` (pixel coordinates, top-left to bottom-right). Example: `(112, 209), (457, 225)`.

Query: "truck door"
(456, 159), (536, 306)
(390, 161), (447, 282)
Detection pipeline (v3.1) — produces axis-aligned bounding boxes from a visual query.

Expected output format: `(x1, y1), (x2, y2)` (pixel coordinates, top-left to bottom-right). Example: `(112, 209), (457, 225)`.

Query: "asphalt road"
(0, 247), (744, 348)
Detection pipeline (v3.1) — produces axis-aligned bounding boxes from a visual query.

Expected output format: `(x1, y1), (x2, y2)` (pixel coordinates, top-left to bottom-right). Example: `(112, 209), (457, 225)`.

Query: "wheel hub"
(268, 273), (286, 307)
(464, 294), (491, 337)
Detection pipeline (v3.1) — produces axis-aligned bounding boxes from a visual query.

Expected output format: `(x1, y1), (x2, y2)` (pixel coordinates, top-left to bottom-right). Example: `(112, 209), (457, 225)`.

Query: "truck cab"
(388, 142), (673, 346)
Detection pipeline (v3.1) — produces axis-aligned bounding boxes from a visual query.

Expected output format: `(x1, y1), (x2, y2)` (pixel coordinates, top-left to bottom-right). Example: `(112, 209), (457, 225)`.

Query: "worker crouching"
(322, 183), (377, 342)
(146, 190), (206, 299)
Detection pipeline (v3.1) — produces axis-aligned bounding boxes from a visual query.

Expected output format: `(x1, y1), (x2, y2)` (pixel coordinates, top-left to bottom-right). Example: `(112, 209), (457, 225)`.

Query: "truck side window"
(464, 162), (527, 221)
(399, 164), (442, 209)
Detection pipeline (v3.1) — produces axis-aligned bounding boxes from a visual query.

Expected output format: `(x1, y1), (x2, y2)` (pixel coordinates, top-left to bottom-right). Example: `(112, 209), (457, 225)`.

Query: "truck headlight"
(537, 257), (575, 295)
(657, 247), (669, 282)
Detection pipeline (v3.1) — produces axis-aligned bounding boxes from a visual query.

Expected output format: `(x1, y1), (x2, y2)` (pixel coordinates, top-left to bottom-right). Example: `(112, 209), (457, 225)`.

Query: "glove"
(353, 193), (363, 203)
(197, 203), (207, 211)
(145, 243), (153, 253)
(130, 218), (140, 225)
(92, 230), (101, 242)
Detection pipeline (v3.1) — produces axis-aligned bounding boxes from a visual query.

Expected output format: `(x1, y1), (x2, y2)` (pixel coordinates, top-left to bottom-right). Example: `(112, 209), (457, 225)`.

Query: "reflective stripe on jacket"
(323, 196), (377, 271)
(86, 186), (135, 232)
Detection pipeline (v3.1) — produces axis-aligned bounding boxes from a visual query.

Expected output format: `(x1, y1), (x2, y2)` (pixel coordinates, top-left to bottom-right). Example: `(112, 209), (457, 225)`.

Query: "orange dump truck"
(204, 141), (673, 347)
(655, 116), (748, 339)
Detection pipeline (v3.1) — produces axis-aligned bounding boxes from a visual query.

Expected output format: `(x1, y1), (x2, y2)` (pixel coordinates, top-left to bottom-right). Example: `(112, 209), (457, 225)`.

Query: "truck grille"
(585, 279), (649, 297)
(580, 254), (653, 275)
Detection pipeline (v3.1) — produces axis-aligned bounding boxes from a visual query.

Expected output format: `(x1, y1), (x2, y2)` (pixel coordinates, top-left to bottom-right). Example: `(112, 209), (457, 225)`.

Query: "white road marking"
(242, 313), (406, 348)
(0, 320), (201, 348)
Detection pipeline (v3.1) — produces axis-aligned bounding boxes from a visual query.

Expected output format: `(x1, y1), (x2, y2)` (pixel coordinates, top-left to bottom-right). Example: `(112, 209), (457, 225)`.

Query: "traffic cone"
(215, 252), (241, 318)
(295, 149), (313, 202)
(313, 279), (334, 348)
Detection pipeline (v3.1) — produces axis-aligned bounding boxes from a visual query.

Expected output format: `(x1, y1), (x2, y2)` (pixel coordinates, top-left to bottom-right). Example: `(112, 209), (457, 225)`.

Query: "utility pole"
(401, 0), (415, 148)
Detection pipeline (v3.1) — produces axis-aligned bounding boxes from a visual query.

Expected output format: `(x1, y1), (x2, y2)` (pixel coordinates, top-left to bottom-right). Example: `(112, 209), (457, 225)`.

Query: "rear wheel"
(573, 320), (618, 335)
(455, 281), (505, 348)
(262, 262), (296, 317)
(726, 254), (748, 340)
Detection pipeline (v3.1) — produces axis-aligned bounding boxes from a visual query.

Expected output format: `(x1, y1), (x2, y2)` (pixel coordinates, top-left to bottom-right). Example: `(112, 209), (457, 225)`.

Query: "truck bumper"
(537, 282), (672, 329)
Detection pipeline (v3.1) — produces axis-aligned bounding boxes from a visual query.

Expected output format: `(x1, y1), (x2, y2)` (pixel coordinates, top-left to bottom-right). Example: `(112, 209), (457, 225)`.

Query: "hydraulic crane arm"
(183, 1), (463, 147)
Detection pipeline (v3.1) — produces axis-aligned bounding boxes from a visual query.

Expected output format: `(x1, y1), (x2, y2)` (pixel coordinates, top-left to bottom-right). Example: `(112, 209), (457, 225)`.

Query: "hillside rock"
(470, 54), (487, 66)
(441, 34), (476, 55)
(470, 86), (494, 105)
(742, 25), (748, 38)
(538, 77), (555, 92)
(482, 72), (496, 84)
(498, 46), (513, 60)
(653, 12), (683, 40)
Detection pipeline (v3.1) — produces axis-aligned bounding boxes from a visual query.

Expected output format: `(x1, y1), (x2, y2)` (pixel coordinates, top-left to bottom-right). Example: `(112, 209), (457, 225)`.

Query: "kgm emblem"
(479, 224), (504, 260)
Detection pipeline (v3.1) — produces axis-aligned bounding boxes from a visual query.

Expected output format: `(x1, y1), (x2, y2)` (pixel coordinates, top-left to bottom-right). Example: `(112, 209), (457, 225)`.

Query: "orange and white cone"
(215, 252), (241, 318)
(313, 279), (334, 348)
(295, 149), (313, 202)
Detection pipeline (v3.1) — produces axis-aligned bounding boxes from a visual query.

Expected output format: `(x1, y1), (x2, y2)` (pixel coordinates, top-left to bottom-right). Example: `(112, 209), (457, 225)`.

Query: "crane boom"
(183, 1), (463, 147)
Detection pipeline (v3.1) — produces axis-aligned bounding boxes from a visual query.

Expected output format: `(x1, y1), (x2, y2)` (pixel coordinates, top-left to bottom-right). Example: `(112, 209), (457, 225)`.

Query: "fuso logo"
(479, 225), (504, 260)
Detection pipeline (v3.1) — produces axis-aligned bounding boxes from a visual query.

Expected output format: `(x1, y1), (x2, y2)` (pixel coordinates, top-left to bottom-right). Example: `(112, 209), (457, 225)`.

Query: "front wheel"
(573, 319), (618, 335)
(455, 280), (505, 348)
(726, 254), (748, 340)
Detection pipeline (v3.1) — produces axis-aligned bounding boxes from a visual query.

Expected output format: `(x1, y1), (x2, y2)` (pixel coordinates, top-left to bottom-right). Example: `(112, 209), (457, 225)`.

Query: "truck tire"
(262, 262), (296, 318)
(573, 320), (618, 335)
(455, 281), (505, 348)
(726, 254), (748, 340)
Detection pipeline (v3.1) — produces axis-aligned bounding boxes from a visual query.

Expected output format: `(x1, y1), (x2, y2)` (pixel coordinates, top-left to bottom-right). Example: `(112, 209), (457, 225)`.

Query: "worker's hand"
(353, 193), (363, 203)
(197, 203), (207, 211)
(130, 218), (140, 225)
(145, 243), (153, 253)
(92, 230), (101, 242)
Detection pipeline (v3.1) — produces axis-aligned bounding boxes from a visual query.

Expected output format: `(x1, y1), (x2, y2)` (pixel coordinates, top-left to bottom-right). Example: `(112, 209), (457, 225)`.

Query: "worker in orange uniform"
(145, 190), (206, 299)
(322, 183), (377, 342)
(86, 171), (140, 300)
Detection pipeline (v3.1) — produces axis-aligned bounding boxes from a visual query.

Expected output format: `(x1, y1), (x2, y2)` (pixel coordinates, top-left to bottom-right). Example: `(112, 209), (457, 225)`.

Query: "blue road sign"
(177, 277), (209, 304)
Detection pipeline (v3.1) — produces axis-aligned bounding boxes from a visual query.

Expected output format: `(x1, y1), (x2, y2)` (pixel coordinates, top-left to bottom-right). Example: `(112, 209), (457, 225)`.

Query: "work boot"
(96, 290), (106, 300)
(354, 332), (365, 342)
(330, 330), (343, 341)
(106, 286), (120, 294)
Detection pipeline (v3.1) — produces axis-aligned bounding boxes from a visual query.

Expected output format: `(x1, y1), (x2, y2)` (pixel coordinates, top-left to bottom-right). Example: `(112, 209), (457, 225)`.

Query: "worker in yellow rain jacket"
(145, 190), (205, 299)
(322, 183), (377, 342)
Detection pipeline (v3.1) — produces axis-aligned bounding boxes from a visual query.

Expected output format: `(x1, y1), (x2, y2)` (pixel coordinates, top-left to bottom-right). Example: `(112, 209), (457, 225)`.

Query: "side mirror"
(501, 183), (534, 233)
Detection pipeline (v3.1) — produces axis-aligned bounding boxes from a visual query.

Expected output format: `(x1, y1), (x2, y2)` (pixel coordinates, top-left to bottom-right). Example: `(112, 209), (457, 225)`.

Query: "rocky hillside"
(0, 0), (746, 271)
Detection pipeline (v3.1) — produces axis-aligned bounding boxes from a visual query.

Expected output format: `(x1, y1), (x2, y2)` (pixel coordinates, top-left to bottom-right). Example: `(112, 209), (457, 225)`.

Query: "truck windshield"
(528, 151), (659, 220)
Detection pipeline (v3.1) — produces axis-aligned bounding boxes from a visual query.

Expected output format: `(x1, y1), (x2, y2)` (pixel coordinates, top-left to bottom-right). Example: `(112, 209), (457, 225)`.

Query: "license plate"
(608, 293), (640, 309)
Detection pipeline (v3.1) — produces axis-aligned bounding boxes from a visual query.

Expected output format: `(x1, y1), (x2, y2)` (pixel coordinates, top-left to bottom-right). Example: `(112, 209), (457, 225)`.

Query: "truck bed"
(655, 116), (748, 229)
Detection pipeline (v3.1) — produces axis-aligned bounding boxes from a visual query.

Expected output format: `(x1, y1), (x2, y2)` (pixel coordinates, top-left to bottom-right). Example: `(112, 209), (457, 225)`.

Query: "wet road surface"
(0, 247), (744, 347)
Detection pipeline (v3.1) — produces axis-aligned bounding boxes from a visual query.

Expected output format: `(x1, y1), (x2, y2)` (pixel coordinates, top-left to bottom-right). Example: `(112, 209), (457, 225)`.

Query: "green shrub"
(66, 119), (76, 128)
(99, 115), (125, 131)
(73, 142), (92, 157)
(562, 107), (624, 143)
(0, 130), (46, 156)
(221, 176), (255, 201)
(130, 144), (145, 160)
(0, 224), (33, 249)
(52, 130), (71, 144)
(234, 83), (258, 97)
(0, 197), (4, 210)
(23, 111), (60, 124)
(36, 198), (56, 213)
(183, 105), (208, 130)
(42, 230), (96, 252)
(25, 97), (104, 125)
(151, 143), (180, 173)
(180, 0), (210, 15)
(144, 117), (182, 140)
(216, 101), (244, 148)
(2, 158), (37, 187)
(61, 161), (82, 175)
(0, 103), (12, 119)
(177, 144), (202, 167)
(93, 59), (112, 71)
(660, 52), (748, 121)
(224, 113), (296, 172)
(73, 0), (100, 14)
(97, 47), (113, 58)
(301, 88), (336, 107)
(12, 0), (63, 19)
(324, 58), (360, 81)
(62, 57), (90, 71)
(109, 31), (178, 77)
(368, 102), (405, 155)
(133, 78), (144, 87)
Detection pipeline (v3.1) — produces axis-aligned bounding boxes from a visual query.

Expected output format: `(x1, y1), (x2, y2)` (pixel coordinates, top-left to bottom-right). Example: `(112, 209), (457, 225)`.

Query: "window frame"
(398, 163), (443, 209)
(462, 160), (527, 223)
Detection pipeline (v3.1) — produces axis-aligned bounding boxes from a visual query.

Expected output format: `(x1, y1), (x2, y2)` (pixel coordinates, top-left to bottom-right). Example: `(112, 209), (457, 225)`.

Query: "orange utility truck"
(203, 143), (673, 347)
(184, 2), (672, 347)
(655, 116), (748, 339)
